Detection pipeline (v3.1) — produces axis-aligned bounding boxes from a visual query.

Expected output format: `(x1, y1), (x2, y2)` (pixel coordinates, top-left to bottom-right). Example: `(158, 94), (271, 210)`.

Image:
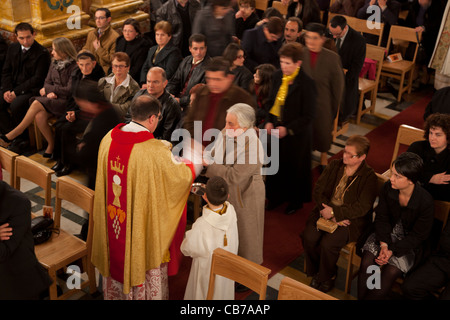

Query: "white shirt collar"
(105, 73), (131, 88)
(121, 121), (150, 133)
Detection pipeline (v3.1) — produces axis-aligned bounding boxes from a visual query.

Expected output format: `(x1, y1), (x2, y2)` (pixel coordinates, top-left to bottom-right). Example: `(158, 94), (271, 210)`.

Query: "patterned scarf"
(269, 66), (300, 118)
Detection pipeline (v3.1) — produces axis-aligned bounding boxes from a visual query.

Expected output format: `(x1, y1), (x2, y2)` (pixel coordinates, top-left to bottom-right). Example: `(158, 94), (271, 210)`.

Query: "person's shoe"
(310, 275), (321, 290)
(0, 134), (12, 147)
(318, 278), (335, 293)
(7, 139), (29, 155)
(51, 161), (64, 172)
(43, 152), (52, 158)
(284, 202), (303, 215)
(56, 165), (73, 177)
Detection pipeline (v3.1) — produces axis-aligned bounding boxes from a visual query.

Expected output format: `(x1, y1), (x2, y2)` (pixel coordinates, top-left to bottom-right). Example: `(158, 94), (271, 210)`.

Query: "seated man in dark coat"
(133, 67), (181, 143)
(166, 34), (210, 116)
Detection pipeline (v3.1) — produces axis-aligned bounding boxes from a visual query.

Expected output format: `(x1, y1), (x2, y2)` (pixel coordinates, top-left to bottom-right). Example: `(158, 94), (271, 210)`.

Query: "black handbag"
(415, 32), (427, 65)
(31, 216), (54, 245)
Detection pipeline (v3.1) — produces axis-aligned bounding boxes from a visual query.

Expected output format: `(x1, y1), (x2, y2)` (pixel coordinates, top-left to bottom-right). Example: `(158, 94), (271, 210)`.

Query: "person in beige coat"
(301, 23), (345, 170)
(82, 8), (119, 74)
(98, 52), (140, 119)
(203, 103), (265, 270)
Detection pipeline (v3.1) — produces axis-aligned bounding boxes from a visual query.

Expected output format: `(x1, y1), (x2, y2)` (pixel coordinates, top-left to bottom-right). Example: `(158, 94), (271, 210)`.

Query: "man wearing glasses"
(83, 8), (119, 74)
(328, 15), (366, 124)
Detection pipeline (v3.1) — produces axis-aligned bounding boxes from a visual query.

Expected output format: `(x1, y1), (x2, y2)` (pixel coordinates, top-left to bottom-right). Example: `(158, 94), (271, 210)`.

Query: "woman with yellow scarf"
(264, 42), (317, 215)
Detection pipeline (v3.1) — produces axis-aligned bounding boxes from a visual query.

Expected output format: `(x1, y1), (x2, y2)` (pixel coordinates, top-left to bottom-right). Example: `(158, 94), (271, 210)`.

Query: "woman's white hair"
(226, 103), (255, 129)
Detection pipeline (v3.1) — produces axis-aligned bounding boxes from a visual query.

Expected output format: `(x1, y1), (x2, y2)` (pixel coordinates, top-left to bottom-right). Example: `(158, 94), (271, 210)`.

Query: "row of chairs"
(0, 148), (96, 300)
(330, 13), (423, 125)
(207, 248), (337, 300)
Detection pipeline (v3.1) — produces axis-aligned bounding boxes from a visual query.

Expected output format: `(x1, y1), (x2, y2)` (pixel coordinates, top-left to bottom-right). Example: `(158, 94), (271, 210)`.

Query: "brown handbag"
(316, 217), (338, 233)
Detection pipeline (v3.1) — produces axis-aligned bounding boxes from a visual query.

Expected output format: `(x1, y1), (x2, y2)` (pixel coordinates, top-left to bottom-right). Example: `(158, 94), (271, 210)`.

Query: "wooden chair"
(14, 155), (54, 206)
(382, 124), (425, 177)
(332, 105), (349, 141)
(278, 276), (338, 300)
(0, 148), (18, 186)
(340, 172), (389, 293)
(255, 0), (269, 11)
(380, 25), (422, 102)
(206, 248), (271, 300)
(356, 44), (385, 124)
(34, 176), (97, 300)
(272, 1), (288, 15)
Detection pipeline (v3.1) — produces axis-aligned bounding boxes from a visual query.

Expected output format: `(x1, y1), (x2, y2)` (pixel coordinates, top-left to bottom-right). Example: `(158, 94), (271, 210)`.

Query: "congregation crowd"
(0, 0), (450, 301)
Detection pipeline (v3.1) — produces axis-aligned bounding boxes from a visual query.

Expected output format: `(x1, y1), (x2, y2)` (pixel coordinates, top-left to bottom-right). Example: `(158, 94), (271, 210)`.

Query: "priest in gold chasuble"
(91, 95), (196, 299)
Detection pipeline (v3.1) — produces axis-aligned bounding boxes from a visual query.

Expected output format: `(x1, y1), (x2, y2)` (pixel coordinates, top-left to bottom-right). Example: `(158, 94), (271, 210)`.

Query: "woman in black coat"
(264, 42), (317, 215)
(114, 18), (152, 83)
(357, 152), (434, 300)
(140, 20), (182, 86)
(0, 181), (53, 299)
(407, 113), (450, 202)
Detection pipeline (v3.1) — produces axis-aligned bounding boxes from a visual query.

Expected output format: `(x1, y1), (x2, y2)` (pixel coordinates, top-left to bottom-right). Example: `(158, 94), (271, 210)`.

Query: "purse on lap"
(316, 217), (338, 233)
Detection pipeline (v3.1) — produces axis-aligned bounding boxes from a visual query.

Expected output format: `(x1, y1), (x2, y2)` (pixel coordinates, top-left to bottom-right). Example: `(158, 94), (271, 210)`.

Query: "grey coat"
(301, 48), (345, 152)
(205, 128), (265, 264)
(98, 73), (140, 118)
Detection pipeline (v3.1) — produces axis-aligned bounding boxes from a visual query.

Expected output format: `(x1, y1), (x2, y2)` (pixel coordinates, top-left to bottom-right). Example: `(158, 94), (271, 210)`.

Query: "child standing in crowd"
(181, 176), (239, 300)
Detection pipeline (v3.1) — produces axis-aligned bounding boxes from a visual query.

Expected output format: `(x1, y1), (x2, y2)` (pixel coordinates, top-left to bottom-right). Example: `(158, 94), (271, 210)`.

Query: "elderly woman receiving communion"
(203, 103), (266, 267)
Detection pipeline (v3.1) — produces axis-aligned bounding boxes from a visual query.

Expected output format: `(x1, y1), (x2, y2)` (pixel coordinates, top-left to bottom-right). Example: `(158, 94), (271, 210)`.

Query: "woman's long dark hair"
(255, 64), (276, 107)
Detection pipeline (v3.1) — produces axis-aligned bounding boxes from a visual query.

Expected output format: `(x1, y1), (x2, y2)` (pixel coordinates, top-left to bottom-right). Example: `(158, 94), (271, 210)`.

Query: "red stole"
(106, 124), (154, 283)
(106, 123), (194, 282)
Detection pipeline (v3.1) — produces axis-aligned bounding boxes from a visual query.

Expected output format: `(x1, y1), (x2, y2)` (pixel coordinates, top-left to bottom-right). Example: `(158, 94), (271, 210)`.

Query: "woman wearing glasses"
(222, 43), (254, 93)
(98, 52), (140, 119)
(301, 135), (379, 293)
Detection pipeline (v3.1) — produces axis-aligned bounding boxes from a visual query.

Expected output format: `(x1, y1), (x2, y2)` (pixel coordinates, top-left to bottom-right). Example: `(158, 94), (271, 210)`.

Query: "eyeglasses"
(343, 150), (359, 158)
(328, 28), (344, 38)
(95, 16), (107, 20)
(112, 64), (128, 69)
(236, 55), (245, 59)
(152, 113), (163, 121)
